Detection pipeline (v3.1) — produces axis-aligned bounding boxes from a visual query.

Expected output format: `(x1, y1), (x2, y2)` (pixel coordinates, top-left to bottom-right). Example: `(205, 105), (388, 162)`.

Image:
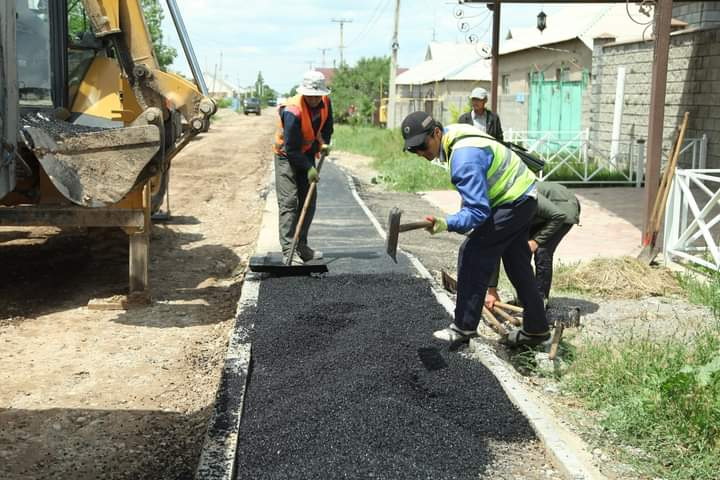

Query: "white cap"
(297, 70), (331, 96)
(470, 87), (488, 100)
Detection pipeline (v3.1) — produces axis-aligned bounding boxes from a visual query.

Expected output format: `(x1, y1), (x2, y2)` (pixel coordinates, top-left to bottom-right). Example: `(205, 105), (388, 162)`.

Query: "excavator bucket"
(21, 114), (161, 207)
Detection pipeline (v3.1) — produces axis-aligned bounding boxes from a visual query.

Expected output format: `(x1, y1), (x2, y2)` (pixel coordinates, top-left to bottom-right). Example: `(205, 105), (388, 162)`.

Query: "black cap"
(401, 111), (436, 150)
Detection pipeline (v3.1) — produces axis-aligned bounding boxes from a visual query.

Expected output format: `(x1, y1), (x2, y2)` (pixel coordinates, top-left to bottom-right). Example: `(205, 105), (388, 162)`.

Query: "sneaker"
(500, 329), (551, 348)
(297, 245), (323, 262)
(283, 251), (304, 265)
(433, 323), (478, 342)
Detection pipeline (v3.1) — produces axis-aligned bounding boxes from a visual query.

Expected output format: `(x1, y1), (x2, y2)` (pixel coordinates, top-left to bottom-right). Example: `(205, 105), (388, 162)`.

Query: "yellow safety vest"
(441, 124), (536, 207)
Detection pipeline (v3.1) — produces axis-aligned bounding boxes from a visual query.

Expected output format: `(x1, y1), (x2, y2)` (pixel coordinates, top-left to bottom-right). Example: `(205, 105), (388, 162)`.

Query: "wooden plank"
(0, 206), (144, 227)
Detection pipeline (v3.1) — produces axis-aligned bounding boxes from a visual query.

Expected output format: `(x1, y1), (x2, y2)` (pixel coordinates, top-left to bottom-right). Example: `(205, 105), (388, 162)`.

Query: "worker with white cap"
(457, 87), (504, 141)
(273, 71), (334, 264)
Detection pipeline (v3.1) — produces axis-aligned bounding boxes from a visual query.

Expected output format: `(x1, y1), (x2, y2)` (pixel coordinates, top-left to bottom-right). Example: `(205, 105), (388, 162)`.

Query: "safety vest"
(442, 124), (536, 207)
(273, 94), (330, 156)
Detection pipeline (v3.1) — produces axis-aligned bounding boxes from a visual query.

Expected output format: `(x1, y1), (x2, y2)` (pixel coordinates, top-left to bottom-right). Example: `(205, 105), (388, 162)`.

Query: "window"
(501, 74), (510, 94)
(17, 0), (52, 106)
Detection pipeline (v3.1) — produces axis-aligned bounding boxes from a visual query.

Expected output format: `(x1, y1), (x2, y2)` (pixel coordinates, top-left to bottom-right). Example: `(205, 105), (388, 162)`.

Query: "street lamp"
(537, 10), (547, 33)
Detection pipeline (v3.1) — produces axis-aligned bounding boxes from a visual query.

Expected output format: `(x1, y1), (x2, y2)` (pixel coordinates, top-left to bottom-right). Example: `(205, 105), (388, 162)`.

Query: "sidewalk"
(421, 187), (645, 264)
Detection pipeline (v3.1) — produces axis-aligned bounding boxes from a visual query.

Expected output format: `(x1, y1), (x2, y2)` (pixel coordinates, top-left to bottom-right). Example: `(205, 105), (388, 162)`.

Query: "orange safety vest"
(273, 94), (330, 156)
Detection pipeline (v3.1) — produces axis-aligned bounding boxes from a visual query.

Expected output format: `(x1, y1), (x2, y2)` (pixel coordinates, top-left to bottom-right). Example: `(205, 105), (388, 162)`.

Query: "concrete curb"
(340, 162), (607, 480)
(194, 168), (278, 480)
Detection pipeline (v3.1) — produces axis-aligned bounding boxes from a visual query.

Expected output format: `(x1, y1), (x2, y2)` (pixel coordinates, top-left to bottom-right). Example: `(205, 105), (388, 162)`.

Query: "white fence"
(504, 130), (708, 185)
(664, 169), (720, 272)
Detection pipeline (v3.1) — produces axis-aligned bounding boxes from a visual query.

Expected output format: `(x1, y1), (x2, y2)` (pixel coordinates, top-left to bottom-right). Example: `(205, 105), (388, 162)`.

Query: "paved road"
(233, 162), (550, 479)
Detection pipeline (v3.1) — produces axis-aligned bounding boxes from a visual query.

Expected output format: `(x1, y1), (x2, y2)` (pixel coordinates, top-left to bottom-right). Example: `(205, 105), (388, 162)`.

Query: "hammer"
(386, 207), (432, 262)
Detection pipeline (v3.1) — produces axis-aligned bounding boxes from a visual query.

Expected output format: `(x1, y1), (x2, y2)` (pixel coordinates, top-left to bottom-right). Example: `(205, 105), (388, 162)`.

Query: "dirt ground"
(0, 108), (274, 479)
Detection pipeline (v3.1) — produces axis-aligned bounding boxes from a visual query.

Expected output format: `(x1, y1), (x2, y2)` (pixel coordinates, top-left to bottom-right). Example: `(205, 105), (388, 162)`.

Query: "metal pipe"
(165, 0), (208, 95)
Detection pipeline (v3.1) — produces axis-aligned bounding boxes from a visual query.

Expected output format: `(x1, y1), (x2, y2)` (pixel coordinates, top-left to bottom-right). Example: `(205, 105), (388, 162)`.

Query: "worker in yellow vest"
(400, 111), (549, 347)
(273, 71), (333, 264)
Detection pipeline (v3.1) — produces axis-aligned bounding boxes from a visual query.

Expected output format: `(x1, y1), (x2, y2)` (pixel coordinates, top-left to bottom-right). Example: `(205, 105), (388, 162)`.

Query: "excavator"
(0, 0), (215, 294)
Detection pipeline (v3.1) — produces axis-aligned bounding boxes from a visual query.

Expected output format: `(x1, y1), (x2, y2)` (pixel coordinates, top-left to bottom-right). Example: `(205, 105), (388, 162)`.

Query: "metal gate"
(528, 71), (586, 141)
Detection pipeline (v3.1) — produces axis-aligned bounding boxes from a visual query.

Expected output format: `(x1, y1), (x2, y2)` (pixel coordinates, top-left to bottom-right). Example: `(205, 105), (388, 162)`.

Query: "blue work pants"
(454, 196), (549, 335)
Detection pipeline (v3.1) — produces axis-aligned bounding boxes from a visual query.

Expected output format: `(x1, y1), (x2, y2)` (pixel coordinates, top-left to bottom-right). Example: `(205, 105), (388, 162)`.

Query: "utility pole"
(306, 60), (314, 71)
(331, 18), (352, 66)
(318, 48), (329, 67)
(387, 0), (400, 129)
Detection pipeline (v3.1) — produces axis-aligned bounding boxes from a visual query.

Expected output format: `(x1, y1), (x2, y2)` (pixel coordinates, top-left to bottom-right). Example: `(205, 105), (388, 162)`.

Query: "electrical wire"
(346, 0), (392, 48)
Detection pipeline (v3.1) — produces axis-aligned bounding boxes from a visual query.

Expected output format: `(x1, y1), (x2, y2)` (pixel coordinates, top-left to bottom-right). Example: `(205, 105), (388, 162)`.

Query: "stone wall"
(673, 1), (720, 29)
(590, 27), (720, 168)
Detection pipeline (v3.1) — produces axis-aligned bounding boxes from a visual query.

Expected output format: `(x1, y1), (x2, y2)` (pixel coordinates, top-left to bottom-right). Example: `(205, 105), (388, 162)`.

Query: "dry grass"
(554, 256), (682, 299)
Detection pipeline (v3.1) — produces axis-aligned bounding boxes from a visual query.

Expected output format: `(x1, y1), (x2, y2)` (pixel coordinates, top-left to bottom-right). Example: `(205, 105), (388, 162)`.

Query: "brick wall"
(590, 27), (720, 168)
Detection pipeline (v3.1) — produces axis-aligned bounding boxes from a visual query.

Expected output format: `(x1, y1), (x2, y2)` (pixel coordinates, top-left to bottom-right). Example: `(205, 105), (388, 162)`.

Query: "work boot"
(500, 329), (551, 348)
(433, 323), (477, 342)
(283, 251), (303, 265)
(297, 245), (323, 262)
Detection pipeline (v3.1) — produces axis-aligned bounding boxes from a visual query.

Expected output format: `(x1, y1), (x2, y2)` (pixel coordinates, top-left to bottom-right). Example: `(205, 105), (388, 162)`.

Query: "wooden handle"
(495, 301), (524, 313)
(493, 306), (522, 327)
(482, 307), (508, 336)
(653, 112), (689, 233)
(286, 152), (328, 265)
(548, 322), (565, 360)
(398, 220), (433, 233)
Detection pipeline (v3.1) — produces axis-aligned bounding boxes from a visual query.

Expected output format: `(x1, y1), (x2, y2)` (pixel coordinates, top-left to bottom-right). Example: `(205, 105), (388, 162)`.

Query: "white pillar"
(610, 66), (626, 162)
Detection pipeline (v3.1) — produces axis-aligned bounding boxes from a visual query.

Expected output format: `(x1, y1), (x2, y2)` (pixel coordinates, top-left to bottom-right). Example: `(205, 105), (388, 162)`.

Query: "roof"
(396, 41), (492, 86)
(500, 3), (655, 55)
(203, 71), (240, 93)
(315, 68), (337, 86)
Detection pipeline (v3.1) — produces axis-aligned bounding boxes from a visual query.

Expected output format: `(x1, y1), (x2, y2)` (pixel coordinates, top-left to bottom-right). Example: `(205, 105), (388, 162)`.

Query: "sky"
(160, 1), (573, 95)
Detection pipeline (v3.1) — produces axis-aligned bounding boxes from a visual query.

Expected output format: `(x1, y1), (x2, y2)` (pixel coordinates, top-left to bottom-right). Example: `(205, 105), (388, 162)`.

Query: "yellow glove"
(424, 215), (448, 235)
(307, 166), (319, 183)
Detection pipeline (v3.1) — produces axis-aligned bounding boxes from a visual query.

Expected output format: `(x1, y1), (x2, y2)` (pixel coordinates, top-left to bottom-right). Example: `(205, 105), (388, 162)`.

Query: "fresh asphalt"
(233, 162), (539, 479)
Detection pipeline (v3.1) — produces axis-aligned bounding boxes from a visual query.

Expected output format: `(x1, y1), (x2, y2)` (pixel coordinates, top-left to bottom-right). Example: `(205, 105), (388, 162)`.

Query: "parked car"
(243, 97), (261, 115)
(267, 98), (277, 107)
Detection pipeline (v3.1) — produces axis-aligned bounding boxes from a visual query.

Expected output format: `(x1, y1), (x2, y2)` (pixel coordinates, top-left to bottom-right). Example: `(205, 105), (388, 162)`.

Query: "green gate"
(528, 71), (587, 140)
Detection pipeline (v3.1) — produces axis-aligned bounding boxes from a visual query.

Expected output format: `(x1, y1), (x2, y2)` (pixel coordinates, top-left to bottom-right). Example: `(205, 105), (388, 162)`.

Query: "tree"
(329, 57), (390, 124)
(68, 0), (177, 70)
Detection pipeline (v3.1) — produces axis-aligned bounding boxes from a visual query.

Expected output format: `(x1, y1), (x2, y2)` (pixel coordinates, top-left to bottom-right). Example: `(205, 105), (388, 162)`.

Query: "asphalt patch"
(235, 274), (537, 479)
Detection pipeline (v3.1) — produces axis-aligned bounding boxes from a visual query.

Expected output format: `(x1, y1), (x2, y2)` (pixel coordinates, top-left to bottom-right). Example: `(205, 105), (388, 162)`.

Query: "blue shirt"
(445, 146), (493, 234)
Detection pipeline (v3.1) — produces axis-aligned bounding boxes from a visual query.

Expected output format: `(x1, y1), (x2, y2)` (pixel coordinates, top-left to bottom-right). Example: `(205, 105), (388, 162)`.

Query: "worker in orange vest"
(273, 71), (334, 264)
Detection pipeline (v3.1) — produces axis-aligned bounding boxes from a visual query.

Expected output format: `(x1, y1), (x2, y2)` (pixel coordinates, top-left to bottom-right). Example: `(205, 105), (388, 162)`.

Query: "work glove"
(320, 144), (331, 156)
(307, 166), (319, 183)
(424, 215), (447, 235)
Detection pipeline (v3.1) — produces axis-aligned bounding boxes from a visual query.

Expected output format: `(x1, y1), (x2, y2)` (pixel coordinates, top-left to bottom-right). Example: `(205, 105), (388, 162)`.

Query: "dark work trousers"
(455, 196), (549, 335)
(275, 154), (316, 255)
(533, 223), (573, 300)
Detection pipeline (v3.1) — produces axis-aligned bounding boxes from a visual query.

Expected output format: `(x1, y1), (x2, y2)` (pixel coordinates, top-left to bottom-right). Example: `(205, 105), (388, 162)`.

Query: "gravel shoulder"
(0, 109), (274, 479)
(333, 150), (713, 480)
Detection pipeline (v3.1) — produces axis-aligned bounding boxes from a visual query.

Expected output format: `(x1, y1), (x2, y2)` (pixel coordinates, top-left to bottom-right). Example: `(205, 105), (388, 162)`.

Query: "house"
(202, 71), (243, 99)
(588, 1), (720, 168)
(390, 42), (492, 128)
(497, 3), (656, 136)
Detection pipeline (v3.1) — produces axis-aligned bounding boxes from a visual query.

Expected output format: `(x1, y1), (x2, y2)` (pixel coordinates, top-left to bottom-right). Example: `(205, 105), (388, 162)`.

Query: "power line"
(346, 0), (391, 47)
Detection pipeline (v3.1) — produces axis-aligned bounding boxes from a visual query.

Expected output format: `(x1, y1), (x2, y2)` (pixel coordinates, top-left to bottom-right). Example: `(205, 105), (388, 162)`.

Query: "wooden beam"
(0, 207), (145, 228)
(643, 0), (673, 244)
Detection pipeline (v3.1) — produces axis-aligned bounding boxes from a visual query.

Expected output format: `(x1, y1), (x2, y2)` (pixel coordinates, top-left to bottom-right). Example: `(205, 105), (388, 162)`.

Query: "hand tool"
(548, 319), (565, 360)
(385, 207), (432, 262)
(248, 152), (329, 275)
(492, 306), (522, 327)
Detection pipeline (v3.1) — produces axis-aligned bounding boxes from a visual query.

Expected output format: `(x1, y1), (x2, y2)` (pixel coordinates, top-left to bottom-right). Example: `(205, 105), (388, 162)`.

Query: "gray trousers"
(275, 154), (316, 254)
